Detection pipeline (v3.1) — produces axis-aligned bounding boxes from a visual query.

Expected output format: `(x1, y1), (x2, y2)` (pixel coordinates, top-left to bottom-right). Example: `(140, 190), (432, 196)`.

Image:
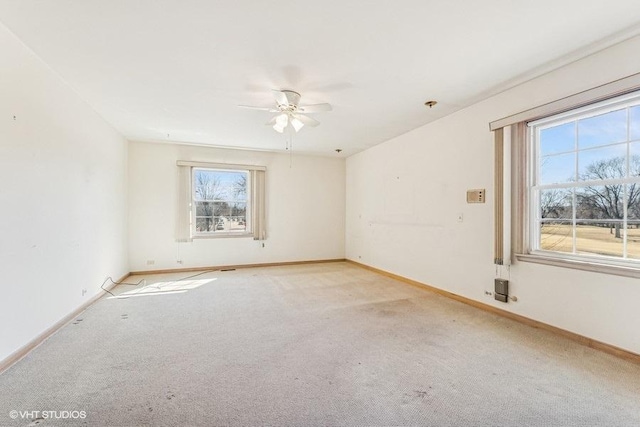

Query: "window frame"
(191, 166), (252, 238)
(520, 90), (640, 276)
(175, 160), (266, 242)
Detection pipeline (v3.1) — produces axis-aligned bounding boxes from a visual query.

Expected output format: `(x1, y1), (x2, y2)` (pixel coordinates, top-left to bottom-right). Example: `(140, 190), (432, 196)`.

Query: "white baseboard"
(0, 273), (127, 374)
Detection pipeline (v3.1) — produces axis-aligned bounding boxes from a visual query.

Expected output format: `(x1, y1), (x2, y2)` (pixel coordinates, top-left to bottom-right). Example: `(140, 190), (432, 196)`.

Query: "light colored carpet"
(1, 262), (639, 426)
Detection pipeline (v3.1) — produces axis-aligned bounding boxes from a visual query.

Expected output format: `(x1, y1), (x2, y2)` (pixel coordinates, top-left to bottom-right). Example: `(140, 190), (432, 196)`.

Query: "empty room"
(2, 1), (640, 426)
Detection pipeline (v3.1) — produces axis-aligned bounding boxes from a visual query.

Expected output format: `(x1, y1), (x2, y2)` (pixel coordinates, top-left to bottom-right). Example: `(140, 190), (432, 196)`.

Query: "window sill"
(192, 233), (255, 240)
(516, 253), (640, 279)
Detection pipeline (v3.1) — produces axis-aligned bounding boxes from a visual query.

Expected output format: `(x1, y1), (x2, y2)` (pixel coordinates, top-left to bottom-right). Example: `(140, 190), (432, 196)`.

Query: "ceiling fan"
(239, 90), (332, 133)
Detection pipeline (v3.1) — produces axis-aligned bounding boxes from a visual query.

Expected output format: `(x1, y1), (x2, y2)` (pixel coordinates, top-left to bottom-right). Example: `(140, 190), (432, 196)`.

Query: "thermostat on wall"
(466, 189), (485, 203)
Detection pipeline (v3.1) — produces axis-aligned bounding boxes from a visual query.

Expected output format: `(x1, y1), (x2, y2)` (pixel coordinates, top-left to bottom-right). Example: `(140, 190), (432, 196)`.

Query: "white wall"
(128, 141), (345, 271)
(346, 35), (640, 355)
(0, 24), (129, 362)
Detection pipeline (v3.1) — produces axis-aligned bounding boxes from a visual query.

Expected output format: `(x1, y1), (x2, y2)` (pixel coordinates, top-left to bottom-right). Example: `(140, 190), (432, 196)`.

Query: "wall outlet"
(176, 260), (183, 264)
(146, 260), (155, 265)
(82, 288), (87, 296)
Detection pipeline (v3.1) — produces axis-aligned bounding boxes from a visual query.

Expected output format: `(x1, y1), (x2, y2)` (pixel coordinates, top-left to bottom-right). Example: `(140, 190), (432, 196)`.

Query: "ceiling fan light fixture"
(275, 113), (289, 127)
(273, 113), (288, 133)
(240, 89), (331, 135)
(290, 116), (304, 132)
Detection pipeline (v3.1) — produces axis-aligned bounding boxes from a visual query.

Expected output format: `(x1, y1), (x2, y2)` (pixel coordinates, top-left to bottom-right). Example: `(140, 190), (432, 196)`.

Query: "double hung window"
(176, 161), (266, 241)
(193, 168), (249, 235)
(529, 93), (640, 264)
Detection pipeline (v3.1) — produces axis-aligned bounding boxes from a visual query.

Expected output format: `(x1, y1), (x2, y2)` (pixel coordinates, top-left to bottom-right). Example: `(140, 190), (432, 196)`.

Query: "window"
(528, 91), (640, 266)
(193, 168), (249, 235)
(510, 93), (640, 274)
(490, 72), (640, 275)
(175, 161), (266, 241)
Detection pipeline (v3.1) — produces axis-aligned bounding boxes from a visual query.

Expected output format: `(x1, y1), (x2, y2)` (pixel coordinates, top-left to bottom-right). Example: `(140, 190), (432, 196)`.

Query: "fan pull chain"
(287, 132), (293, 168)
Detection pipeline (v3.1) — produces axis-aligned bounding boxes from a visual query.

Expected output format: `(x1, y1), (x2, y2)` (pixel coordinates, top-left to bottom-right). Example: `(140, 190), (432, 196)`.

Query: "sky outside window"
(578, 108), (627, 149)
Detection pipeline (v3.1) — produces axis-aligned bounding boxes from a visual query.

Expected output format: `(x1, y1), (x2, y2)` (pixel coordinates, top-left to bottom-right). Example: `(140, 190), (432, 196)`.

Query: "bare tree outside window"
(194, 169), (248, 233)
(577, 156), (640, 238)
(540, 189), (572, 219)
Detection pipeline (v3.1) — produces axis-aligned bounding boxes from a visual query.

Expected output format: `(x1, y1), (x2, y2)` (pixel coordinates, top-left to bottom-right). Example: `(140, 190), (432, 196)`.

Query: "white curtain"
(176, 165), (193, 242)
(493, 126), (511, 266)
(251, 169), (266, 240)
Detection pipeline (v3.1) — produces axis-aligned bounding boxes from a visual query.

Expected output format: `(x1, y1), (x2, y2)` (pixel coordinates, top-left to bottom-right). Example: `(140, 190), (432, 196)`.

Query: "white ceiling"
(2, 1), (640, 156)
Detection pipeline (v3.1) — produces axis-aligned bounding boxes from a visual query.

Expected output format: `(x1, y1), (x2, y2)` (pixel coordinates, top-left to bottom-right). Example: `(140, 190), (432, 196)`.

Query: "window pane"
(628, 183), (640, 220)
(540, 189), (572, 219)
(211, 201), (229, 217)
(629, 142), (640, 177)
(575, 221), (623, 257)
(229, 202), (247, 232)
(217, 171), (248, 202)
(212, 216), (227, 232)
(195, 201), (213, 216)
(630, 105), (640, 141)
(194, 170), (222, 201)
(196, 217), (214, 233)
(578, 145), (626, 181)
(627, 183), (640, 258)
(578, 109), (627, 149)
(539, 221), (573, 253)
(576, 185), (624, 220)
(195, 169), (248, 202)
(627, 220), (640, 259)
(539, 153), (575, 185)
(575, 186), (625, 257)
(208, 202), (247, 233)
(540, 122), (575, 156)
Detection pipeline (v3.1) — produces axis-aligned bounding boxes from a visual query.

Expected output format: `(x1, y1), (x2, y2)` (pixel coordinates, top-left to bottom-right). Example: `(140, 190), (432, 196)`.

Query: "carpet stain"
(401, 388), (434, 404)
(414, 388), (432, 399)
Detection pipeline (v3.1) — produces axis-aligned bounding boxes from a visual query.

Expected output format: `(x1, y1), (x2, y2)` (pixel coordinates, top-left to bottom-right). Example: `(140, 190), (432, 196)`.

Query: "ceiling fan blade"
(272, 89), (300, 107)
(293, 113), (320, 127)
(238, 105), (277, 112)
(297, 103), (332, 113)
(283, 90), (301, 106)
(265, 116), (277, 126)
(272, 90), (288, 106)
